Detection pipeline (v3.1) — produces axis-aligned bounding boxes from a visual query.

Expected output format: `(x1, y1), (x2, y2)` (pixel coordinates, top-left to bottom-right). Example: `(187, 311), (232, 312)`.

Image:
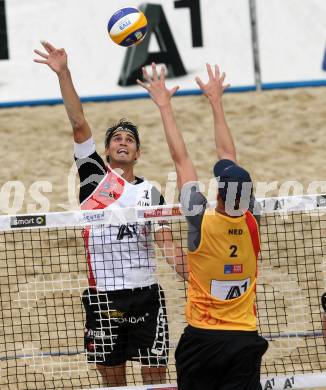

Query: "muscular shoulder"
(180, 182), (207, 217)
(180, 182), (207, 252)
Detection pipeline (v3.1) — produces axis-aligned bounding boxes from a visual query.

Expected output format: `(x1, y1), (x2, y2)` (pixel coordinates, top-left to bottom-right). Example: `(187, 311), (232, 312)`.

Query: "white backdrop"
(0, 0), (325, 105)
(257, 0), (326, 83)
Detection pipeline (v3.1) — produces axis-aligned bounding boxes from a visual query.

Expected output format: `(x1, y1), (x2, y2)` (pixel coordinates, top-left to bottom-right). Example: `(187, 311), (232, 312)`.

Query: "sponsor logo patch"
(101, 310), (149, 324)
(82, 211), (105, 224)
(86, 329), (106, 339)
(143, 207), (182, 218)
(224, 264), (243, 274)
(10, 215), (46, 228)
(99, 190), (115, 199)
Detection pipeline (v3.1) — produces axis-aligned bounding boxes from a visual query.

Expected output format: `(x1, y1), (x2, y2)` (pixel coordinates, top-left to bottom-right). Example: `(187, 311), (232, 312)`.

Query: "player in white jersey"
(34, 41), (186, 387)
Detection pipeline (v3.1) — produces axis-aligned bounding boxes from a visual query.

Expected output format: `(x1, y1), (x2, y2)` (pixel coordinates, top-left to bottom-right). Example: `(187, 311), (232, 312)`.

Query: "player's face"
(106, 131), (140, 166)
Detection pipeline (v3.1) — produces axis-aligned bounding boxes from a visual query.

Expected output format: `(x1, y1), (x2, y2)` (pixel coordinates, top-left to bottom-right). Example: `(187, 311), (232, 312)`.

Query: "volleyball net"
(1, 195), (326, 390)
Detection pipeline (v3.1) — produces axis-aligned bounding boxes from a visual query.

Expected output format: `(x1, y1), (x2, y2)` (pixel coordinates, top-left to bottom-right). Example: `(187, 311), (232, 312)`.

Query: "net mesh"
(258, 210), (326, 377)
(0, 197), (326, 389)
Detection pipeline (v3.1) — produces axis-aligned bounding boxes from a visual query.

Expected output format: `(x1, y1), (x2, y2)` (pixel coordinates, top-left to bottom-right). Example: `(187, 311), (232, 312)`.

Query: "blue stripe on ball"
(108, 7), (139, 32)
(119, 26), (148, 47)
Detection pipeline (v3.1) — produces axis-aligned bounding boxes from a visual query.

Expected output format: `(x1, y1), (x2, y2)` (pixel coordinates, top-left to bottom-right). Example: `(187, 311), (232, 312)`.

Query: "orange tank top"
(186, 209), (260, 331)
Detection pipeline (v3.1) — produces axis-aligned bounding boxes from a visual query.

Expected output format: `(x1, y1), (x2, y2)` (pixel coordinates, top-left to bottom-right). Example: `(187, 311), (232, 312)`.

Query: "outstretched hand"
(195, 64), (230, 103)
(137, 63), (179, 107)
(33, 41), (68, 75)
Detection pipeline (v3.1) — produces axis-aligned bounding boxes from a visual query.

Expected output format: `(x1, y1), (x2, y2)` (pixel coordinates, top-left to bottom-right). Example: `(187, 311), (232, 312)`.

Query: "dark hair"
(104, 119), (140, 150)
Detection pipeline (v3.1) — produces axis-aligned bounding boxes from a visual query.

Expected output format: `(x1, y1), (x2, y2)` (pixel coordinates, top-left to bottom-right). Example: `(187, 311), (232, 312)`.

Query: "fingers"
(34, 49), (48, 59)
(223, 83), (231, 92)
(33, 59), (48, 65)
(160, 65), (166, 83)
(170, 86), (179, 96)
(205, 63), (226, 83)
(206, 63), (214, 80)
(41, 40), (56, 53)
(214, 64), (220, 79)
(139, 63), (177, 95)
(151, 62), (158, 81)
(141, 63), (165, 83)
(195, 76), (204, 89)
(142, 66), (151, 82)
(136, 79), (149, 91)
(45, 42), (56, 51)
(40, 41), (52, 53)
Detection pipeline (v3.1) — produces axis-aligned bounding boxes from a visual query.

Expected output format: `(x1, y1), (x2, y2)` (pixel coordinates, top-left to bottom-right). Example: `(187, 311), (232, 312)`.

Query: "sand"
(0, 87), (326, 390)
(1, 87), (326, 213)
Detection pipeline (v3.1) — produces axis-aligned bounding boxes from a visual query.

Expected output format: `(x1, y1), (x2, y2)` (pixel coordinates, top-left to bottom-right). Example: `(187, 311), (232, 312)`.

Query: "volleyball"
(108, 7), (148, 47)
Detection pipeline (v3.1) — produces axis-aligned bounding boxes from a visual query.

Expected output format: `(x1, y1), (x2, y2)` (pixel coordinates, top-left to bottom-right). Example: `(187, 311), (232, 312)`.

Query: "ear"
(135, 149), (141, 161)
(105, 148), (110, 163)
(217, 192), (224, 206)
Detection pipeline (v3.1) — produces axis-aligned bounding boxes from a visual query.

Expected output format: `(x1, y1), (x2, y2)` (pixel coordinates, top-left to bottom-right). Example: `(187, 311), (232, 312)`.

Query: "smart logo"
(10, 215), (46, 228)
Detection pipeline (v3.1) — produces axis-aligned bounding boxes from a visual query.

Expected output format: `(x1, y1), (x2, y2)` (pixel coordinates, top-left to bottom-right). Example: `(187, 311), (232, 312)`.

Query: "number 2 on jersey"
(229, 245), (238, 257)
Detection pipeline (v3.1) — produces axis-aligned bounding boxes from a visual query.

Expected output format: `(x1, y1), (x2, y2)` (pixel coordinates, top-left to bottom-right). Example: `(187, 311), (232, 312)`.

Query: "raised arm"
(137, 63), (197, 191)
(195, 64), (236, 162)
(34, 41), (91, 143)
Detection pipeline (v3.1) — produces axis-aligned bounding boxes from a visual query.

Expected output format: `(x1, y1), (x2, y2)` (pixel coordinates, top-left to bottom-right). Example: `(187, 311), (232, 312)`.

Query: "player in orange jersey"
(138, 63), (268, 390)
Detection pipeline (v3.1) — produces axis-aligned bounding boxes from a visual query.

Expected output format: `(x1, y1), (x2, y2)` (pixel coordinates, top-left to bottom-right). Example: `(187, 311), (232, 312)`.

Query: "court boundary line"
(1, 79), (326, 108)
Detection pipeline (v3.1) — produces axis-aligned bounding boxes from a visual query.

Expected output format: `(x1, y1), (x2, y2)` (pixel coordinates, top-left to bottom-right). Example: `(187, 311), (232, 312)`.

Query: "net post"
(249, 0), (262, 91)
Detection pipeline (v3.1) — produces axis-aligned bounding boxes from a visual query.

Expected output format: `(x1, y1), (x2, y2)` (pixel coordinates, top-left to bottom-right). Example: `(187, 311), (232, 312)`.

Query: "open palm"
(34, 41), (68, 74)
(137, 63), (179, 107)
(195, 63), (230, 102)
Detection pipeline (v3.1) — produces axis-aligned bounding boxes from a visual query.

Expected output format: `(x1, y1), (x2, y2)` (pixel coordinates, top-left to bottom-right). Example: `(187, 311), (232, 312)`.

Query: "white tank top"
(81, 168), (158, 291)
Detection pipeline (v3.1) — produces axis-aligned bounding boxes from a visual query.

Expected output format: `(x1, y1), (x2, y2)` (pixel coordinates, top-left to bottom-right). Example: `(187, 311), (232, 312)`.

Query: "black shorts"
(175, 326), (268, 390)
(82, 284), (169, 366)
